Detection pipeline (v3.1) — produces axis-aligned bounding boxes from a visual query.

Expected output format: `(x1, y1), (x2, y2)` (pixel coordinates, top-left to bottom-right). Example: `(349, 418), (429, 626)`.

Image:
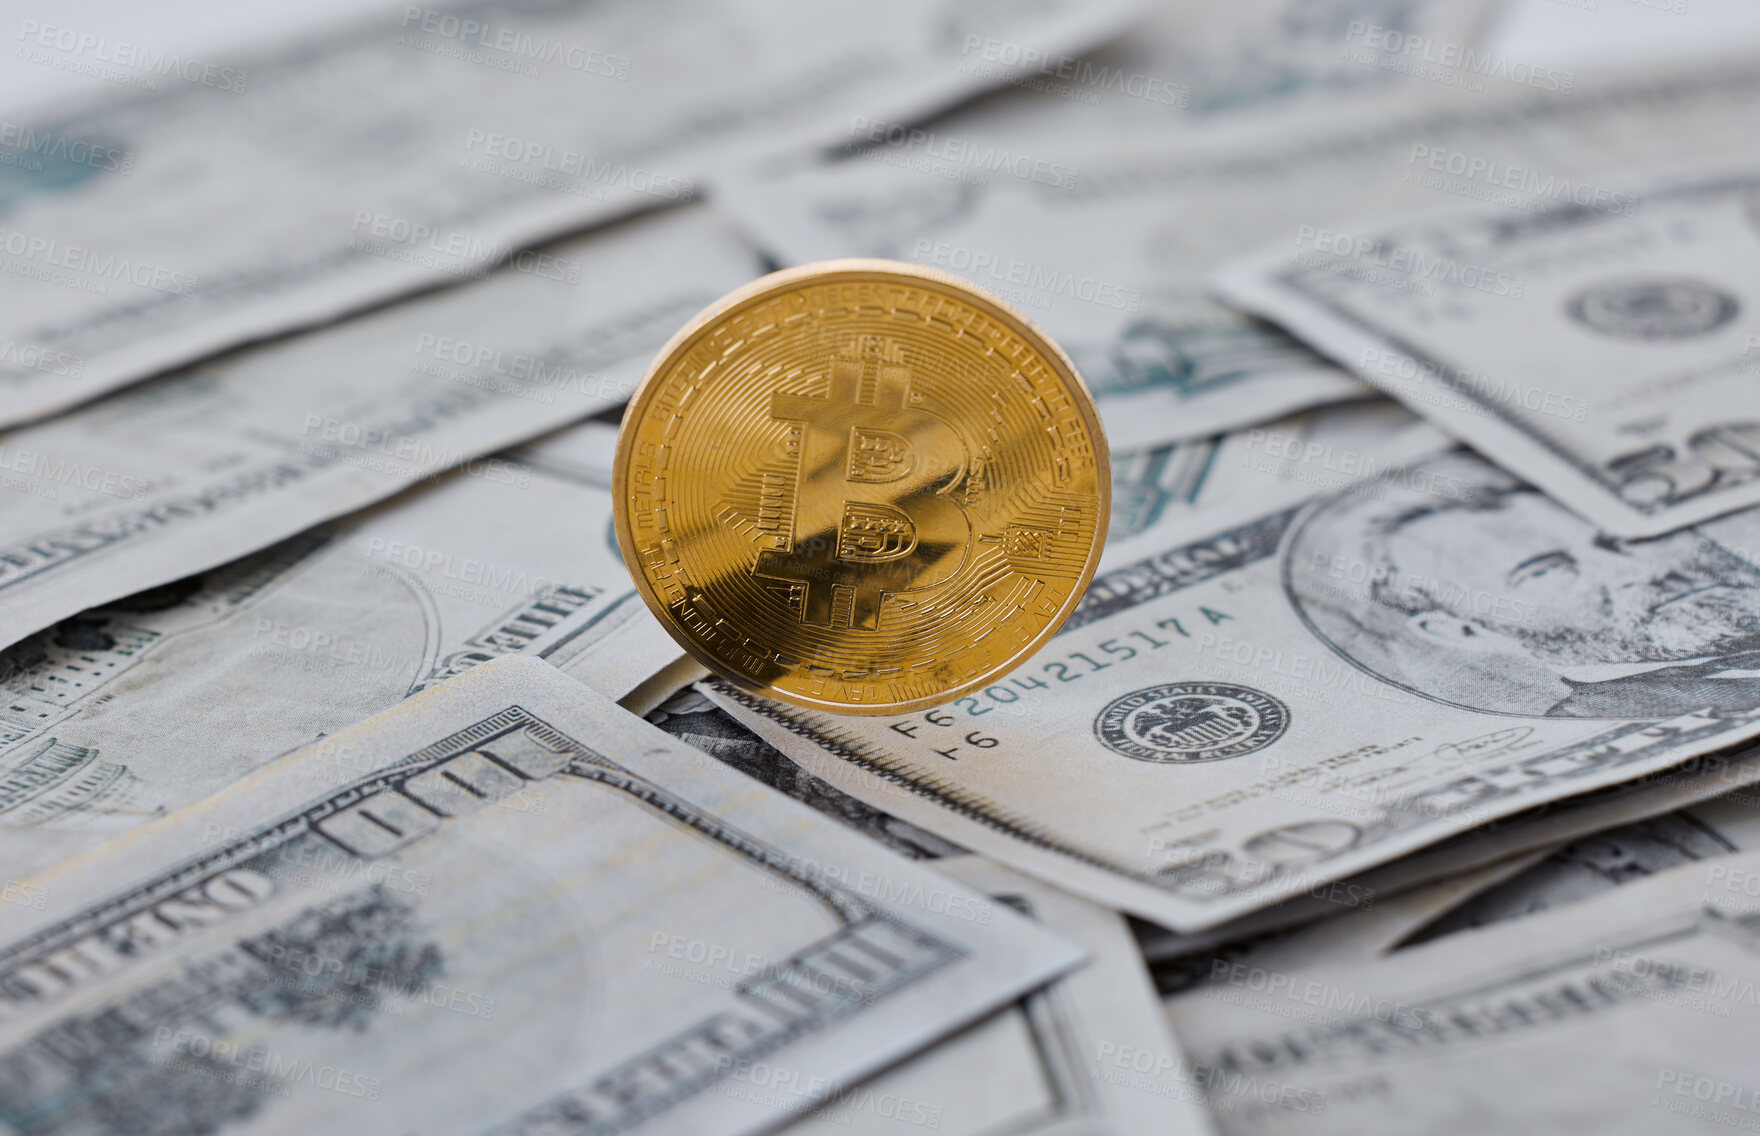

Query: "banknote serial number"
(886, 607), (1235, 758)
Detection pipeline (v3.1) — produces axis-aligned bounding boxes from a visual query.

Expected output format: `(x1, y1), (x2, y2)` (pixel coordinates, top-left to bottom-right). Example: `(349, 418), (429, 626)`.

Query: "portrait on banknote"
(1288, 450), (1760, 717)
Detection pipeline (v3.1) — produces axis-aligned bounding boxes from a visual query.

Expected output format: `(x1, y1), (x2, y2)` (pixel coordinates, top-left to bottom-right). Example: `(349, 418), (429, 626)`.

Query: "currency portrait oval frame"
(613, 258), (1112, 716)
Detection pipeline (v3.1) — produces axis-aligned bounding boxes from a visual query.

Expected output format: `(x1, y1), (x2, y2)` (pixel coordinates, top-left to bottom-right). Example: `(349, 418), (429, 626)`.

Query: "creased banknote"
(1135, 735), (1760, 968)
(704, 447), (1760, 930)
(1130, 738), (1760, 965)
(0, 0), (1147, 425)
(1165, 848), (1760, 1132)
(1145, 847), (1556, 998)
(1397, 785), (1760, 945)
(0, 656), (1080, 1136)
(1298, 738), (1760, 932)
(648, 681), (1587, 980)
(0, 430), (668, 881)
(1217, 162), (1760, 538)
(0, 204), (760, 653)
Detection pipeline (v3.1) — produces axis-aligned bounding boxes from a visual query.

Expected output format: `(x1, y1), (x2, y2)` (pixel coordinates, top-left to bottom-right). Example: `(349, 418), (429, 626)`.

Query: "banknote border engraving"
(0, 705), (965, 1135)
(979, 891), (1106, 1131)
(1092, 681), (1291, 764)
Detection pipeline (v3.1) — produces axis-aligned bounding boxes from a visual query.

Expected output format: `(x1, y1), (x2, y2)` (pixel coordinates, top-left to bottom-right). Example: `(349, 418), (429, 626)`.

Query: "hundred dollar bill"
(1216, 162), (1760, 538)
(0, 0), (1147, 426)
(0, 656), (1080, 1136)
(1164, 849), (1760, 1132)
(0, 204), (760, 653)
(705, 447), (1760, 930)
(0, 428), (682, 882)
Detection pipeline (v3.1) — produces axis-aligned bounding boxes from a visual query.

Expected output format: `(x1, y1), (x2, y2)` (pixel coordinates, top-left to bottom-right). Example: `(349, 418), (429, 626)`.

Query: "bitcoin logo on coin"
(755, 338), (969, 631)
(614, 260), (1109, 715)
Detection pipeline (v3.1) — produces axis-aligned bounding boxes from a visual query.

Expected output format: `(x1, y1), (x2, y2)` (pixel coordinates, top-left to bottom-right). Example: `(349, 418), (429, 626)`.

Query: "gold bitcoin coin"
(613, 259), (1109, 715)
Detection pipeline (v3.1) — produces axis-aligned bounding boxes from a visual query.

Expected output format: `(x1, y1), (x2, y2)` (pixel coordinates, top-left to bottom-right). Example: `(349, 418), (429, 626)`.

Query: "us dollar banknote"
(1217, 162), (1760, 538)
(723, 51), (1760, 455)
(764, 857), (1216, 1136)
(0, 656), (1080, 1136)
(1164, 848), (1760, 1132)
(0, 204), (760, 653)
(641, 692), (1214, 1133)
(1395, 785), (1760, 945)
(1144, 846), (1559, 1000)
(716, 146), (1369, 452)
(705, 447), (1760, 930)
(1130, 737), (1760, 966)
(1106, 399), (1446, 559)
(926, 0), (1506, 144)
(0, 428), (684, 882)
(0, 0), (1147, 426)
(711, 0), (1502, 451)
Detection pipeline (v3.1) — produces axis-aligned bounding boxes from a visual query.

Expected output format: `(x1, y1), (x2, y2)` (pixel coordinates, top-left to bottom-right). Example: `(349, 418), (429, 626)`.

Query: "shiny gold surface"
(613, 260), (1110, 714)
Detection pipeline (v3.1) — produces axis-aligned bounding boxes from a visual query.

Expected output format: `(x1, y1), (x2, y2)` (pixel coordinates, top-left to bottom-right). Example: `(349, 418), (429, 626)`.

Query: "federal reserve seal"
(1565, 278), (1739, 340)
(1093, 682), (1289, 764)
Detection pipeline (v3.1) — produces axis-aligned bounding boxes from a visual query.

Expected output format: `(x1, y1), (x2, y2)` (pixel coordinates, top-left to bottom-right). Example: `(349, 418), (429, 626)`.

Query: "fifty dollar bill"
(708, 448), (1760, 930)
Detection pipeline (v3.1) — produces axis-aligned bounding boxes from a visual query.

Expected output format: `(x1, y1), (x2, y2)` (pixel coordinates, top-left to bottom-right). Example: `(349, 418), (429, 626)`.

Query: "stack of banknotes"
(4, 1), (1760, 1132)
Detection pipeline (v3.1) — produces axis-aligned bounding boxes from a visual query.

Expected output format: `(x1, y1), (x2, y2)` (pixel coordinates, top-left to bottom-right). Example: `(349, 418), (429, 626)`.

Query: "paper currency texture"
(0, 657), (1080, 1136)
